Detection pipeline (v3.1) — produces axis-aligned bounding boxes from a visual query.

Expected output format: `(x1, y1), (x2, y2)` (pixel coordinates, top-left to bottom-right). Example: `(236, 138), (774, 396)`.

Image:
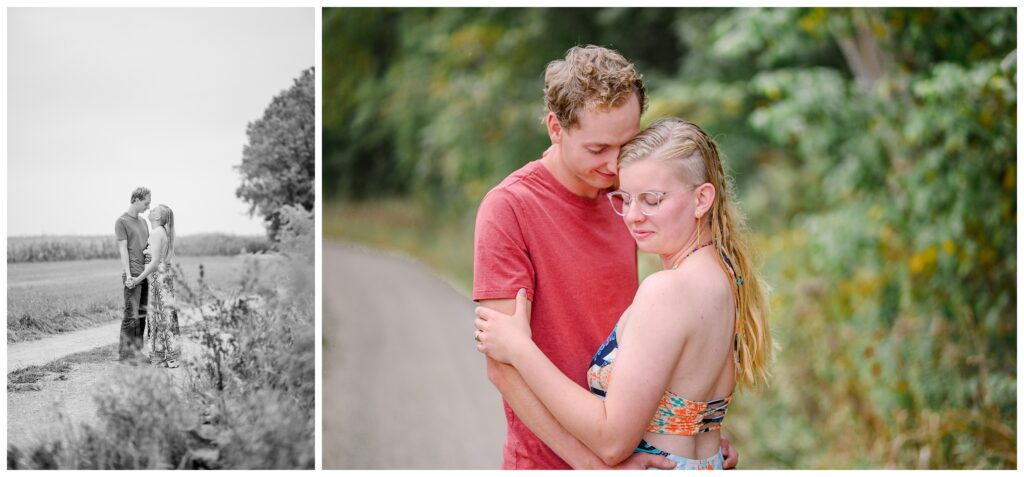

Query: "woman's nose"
(624, 200), (645, 222)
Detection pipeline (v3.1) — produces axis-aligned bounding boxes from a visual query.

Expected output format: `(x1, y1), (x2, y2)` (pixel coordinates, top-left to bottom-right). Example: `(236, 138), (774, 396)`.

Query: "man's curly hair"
(543, 45), (648, 130)
(130, 187), (151, 204)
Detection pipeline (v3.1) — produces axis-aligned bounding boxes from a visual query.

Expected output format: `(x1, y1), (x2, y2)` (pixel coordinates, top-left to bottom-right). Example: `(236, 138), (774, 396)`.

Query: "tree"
(236, 67), (315, 241)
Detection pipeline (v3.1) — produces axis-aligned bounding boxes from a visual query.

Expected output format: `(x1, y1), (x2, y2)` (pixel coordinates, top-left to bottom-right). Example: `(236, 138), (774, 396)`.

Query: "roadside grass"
(324, 199), (475, 293)
(7, 256), (258, 344)
(8, 361), (73, 385)
(7, 344), (117, 393)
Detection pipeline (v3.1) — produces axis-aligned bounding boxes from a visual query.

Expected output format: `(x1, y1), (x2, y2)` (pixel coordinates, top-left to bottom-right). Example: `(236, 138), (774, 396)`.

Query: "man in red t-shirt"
(473, 46), (737, 470)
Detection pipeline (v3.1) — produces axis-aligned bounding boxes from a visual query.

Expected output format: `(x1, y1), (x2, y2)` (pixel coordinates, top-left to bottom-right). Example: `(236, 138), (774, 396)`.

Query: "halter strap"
(718, 246), (742, 369)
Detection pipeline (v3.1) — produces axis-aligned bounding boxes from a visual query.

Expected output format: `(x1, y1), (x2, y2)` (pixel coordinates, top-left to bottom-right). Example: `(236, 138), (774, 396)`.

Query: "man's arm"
(117, 240), (131, 278)
(479, 299), (673, 470)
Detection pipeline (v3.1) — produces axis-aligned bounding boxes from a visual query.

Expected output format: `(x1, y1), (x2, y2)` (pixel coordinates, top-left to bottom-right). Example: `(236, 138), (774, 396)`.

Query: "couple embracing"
(472, 46), (772, 470)
(115, 187), (181, 368)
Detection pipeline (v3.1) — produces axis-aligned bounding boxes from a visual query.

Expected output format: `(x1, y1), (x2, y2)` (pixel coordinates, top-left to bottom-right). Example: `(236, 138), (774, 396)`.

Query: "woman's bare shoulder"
(632, 262), (729, 327)
(630, 270), (693, 327)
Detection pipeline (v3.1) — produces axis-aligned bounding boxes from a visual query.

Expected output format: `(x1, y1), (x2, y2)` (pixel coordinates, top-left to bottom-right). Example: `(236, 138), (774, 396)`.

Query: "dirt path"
(7, 316), (203, 450)
(322, 242), (505, 469)
(7, 345), (121, 448)
(7, 305), (204, 373)
(7, 321), (122, 373)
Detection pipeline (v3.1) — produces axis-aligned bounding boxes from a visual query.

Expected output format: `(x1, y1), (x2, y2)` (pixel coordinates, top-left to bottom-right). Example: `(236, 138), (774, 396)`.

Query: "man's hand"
(722, 436), (739, 469)
(612, 453), (676, 470)
(606, 438), (735, 470)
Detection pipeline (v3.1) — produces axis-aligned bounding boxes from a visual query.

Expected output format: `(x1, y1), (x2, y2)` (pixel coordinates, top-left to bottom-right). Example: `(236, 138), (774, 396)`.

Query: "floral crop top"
(586, 323), (733, 436)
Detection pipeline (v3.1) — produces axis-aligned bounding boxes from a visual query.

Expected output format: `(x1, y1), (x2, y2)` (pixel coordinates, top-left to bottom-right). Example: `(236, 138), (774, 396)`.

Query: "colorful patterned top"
(586, 323), (733, 435)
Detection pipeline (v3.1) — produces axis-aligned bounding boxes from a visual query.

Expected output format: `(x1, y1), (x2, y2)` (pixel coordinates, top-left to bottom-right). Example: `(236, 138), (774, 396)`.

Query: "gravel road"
(323, 242), (505, 469)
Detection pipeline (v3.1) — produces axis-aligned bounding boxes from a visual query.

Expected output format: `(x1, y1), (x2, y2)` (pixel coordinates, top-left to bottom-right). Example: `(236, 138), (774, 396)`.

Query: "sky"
(7, 8), (313, 236)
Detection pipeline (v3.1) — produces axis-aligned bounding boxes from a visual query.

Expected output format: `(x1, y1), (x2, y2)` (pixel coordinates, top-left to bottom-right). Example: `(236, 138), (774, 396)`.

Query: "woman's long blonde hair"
(619, 118), (772, 389)
(153, 204), (175, 262)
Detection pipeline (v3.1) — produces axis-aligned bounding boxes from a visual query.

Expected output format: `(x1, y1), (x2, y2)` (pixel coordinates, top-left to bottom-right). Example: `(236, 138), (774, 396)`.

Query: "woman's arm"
(479, 298), (607, 469)
(133, 230), (166, 283)
(478, 298), (675, 470)
(476, 274), (696, 466)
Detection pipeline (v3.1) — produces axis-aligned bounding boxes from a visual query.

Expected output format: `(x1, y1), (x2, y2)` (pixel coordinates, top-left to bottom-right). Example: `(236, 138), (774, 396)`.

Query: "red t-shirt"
(473, 160), (638, 469)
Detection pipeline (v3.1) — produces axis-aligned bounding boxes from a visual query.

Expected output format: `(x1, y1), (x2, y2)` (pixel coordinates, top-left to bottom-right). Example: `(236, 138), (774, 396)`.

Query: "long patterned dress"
(147, 259), (181, 367)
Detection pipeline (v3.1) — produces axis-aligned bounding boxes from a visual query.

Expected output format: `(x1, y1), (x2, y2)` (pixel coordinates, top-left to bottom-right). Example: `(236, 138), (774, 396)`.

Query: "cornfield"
(7, 234), (273, 263)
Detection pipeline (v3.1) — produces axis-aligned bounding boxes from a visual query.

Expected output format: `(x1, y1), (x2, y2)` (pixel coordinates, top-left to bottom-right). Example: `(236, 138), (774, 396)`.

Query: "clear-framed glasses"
(606, 190), (672, 217)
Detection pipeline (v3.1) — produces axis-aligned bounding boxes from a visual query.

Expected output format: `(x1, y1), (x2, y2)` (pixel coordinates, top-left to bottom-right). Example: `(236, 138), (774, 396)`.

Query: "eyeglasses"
(606, 190), (674, 216)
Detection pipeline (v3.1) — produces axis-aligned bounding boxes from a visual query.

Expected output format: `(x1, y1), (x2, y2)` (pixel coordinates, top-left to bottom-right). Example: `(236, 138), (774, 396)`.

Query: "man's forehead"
(572, 102), (641, 142)
(574, 123), (641, 146)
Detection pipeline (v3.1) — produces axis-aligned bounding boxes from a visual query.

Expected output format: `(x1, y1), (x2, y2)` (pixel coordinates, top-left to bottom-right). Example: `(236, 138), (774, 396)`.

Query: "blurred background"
(323, 8), (1016, 469)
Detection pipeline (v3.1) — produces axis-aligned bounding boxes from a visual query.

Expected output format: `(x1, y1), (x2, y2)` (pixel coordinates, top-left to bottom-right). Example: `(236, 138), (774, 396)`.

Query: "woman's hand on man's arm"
(477, 298), (674, 470)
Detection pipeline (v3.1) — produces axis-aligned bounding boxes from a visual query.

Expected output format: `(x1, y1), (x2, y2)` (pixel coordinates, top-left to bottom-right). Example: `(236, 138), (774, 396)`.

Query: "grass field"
(7, 255), (260, 343)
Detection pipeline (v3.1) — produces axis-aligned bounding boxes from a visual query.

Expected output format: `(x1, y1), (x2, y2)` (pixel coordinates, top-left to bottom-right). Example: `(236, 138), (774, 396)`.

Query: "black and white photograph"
(7, 8), (315, 469)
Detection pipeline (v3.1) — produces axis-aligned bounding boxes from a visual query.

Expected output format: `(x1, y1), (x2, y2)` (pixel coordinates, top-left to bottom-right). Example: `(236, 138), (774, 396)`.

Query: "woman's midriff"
(641, 431), (722, 460)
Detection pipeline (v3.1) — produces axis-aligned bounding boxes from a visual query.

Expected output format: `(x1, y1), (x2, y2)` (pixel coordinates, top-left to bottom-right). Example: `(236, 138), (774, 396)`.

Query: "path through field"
(6, 255), (256, 453)
(322, 242), (505, 469)
(7, 321), (122, 373)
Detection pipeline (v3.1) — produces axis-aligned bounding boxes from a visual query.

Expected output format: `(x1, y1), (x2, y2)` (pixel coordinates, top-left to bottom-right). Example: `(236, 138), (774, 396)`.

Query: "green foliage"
(235, 68), (315, 240)
(325, 7), (1016, 469)
(324, 8), (688, 213)
(664, 8), (1016, 468)
(7, 234), (271, 263)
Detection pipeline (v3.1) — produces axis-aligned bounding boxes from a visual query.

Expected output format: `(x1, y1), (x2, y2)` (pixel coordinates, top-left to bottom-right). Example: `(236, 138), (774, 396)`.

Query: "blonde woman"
(127, 204), (181, 368)
(475, 118), (771, 470)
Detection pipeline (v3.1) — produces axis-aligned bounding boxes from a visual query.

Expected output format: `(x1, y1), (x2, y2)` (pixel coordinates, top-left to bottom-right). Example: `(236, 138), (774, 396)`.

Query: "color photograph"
(322, 7), (1016, 470)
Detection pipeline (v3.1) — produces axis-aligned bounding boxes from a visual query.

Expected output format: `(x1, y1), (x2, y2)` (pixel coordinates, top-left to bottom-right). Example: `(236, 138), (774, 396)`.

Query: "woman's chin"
(635, 242), (659, 254)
